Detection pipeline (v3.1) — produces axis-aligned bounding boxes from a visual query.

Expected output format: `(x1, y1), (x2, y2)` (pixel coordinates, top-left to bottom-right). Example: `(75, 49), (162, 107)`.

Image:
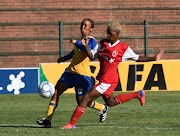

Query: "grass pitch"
(0, 91), (179, 136)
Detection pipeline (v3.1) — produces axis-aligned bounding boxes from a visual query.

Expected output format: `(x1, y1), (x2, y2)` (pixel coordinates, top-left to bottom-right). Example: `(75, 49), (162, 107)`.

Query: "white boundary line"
(0, 123), (179, 130)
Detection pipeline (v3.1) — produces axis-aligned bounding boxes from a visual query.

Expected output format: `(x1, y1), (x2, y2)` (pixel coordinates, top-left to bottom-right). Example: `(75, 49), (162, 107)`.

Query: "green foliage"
(0, 91), (179, 136)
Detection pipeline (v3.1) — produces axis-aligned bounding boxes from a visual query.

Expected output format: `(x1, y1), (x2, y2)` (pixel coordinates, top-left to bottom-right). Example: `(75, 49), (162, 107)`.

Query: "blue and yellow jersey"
(65, 36), (96, 77)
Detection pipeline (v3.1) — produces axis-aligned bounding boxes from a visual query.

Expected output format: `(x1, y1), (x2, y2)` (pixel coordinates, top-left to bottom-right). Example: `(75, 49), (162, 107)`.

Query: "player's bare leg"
(61, 88), (101, 129)
(76, 93), (108, 122)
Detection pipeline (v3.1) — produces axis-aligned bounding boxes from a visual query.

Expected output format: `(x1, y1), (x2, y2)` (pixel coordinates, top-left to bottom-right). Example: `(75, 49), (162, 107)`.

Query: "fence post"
(144, 20), (148, 57)
(59, 21), (63, 57)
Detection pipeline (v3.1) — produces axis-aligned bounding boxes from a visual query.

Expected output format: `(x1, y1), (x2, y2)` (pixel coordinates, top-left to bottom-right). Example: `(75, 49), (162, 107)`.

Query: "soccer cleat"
(60, 123), (76, 129)
(138, 90), (145, 106)
(99, 104), (108, 122)
(37, 118), (51, 128)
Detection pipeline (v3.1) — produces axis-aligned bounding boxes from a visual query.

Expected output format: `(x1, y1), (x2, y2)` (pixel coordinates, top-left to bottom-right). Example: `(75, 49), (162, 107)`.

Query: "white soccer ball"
(38, 81), (55, 98)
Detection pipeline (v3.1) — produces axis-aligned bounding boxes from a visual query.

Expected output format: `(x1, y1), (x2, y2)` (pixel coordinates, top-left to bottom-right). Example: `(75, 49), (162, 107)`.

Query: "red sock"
(69, 106), (86, 126)
(115, 92), (139, 104)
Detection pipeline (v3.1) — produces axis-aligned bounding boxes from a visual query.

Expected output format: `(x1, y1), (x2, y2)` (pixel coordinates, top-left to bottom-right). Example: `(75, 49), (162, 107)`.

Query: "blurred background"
(0, 0), (180, 68)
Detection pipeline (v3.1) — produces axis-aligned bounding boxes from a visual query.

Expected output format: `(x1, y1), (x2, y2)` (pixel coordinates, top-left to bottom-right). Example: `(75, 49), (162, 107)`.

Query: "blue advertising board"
(0, 68), (39, 94)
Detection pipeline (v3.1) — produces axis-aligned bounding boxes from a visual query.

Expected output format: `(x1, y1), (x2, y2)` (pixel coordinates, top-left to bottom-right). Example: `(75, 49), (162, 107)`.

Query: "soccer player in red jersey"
(61, 22), (164, 129)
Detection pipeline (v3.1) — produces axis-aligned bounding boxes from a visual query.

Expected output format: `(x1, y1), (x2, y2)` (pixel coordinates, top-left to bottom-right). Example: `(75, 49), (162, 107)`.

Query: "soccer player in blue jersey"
(37, 18), (108, 127)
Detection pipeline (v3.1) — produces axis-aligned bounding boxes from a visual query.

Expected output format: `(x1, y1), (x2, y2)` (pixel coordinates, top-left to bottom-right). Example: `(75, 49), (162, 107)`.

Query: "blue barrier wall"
(0, 68), (38, 94)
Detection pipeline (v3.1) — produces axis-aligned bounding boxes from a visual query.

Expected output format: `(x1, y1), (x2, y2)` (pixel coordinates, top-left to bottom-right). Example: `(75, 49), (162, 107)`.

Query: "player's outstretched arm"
(57, 57), (64, 63)
(81, 38), (93, 60)
(57, 50), (74, 63)
(137, 50), (164, 62)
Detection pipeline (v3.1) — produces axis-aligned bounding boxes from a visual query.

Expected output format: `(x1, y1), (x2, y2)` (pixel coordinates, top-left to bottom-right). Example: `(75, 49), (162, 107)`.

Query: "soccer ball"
(38, 81), (55, 98)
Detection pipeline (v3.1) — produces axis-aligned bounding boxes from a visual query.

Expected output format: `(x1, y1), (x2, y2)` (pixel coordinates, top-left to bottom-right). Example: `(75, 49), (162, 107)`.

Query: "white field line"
(82, 125), (179, 130)
(0, 123), (179, 130)
(79, 123), (179, 130)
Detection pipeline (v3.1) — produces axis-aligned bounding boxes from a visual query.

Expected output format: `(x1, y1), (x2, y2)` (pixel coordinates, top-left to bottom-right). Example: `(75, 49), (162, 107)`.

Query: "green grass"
(0, 91), (179, 136)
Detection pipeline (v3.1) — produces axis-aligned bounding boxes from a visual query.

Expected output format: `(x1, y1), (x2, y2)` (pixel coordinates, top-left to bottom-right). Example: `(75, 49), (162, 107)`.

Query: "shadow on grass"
(0, 124), (54, 128)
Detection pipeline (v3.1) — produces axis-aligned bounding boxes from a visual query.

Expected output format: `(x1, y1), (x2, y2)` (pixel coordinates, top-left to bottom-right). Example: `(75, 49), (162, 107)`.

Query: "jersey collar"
(108, 40), (120, 47)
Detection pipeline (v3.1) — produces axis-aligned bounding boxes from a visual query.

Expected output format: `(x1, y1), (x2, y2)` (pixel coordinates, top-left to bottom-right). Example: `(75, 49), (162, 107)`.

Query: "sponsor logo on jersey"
(112, 50), (118, 57)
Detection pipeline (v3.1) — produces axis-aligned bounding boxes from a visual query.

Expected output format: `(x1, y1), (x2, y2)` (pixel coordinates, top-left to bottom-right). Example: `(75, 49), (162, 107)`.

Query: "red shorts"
(94, 81), (118, 98)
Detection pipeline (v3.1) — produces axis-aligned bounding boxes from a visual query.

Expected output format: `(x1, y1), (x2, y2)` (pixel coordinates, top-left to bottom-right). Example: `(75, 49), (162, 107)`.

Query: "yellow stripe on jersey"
(86, 36), (95, 40)
(66, 36), (95, 77)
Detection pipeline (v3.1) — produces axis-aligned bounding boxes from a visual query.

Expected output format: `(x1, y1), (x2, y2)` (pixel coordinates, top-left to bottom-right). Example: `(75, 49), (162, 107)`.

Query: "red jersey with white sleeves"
(91, 39), (139, 83)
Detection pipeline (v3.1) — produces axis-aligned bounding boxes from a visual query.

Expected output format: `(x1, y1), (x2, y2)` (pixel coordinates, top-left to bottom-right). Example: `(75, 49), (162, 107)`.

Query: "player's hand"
(81, 38), (89, 47)
(155, 50), (164, 60)
(57, 57), (64, 63)
(70, 39), (75, 43)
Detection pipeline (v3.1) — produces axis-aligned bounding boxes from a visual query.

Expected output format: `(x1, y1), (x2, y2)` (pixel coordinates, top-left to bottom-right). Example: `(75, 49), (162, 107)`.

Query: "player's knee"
(55, 82), (68, 96)
(83, 94), (91, 102)
(80, 94), (92, 106)
(105, 98), (117, 107)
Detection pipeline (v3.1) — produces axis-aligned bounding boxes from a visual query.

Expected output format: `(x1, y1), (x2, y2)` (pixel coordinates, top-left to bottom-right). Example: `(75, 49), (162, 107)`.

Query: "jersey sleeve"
(122, 47), (139, 61)
(63, 50), (74, 61)
(74, 38), (96, 52)
(88, 38), (96, 50)
(90, 41), (101, 60)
